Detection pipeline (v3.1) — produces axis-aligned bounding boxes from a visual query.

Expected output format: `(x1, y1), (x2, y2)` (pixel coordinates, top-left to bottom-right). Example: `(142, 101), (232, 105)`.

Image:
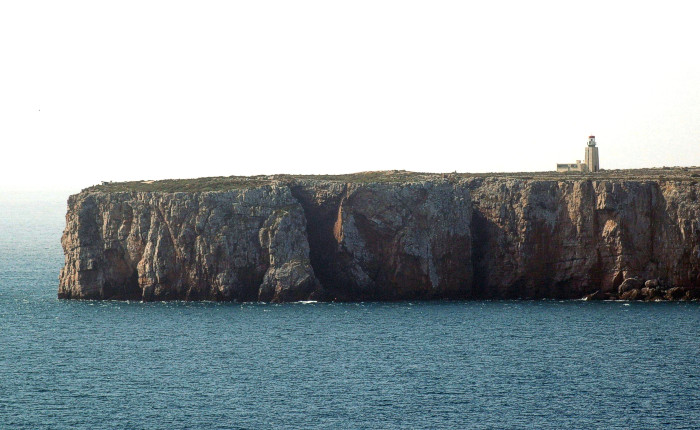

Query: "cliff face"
(289, 182), (472, 300)
(468, 179), (700, 299)
(59, 177), (700, 301)
(59, 187), (320, 302)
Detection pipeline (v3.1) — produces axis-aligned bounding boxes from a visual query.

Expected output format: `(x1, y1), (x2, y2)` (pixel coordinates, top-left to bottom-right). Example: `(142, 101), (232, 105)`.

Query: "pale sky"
(2, 0), (699, 192)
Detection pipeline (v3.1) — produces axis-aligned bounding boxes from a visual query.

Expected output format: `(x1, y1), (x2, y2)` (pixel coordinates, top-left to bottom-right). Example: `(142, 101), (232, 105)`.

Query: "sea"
(1, 194), (699, 429)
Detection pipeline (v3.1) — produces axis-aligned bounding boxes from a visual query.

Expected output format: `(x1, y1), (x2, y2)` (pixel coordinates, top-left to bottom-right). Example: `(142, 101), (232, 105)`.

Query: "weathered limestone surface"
(59, 187), (320, 302)
(59, 177), (700, 301)
(289, 182), (473, 300)
(468, 179), (700, 299)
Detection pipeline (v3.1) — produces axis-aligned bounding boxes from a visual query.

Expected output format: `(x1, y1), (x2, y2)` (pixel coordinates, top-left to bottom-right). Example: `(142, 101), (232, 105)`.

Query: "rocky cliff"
(59, 171), (700, 301)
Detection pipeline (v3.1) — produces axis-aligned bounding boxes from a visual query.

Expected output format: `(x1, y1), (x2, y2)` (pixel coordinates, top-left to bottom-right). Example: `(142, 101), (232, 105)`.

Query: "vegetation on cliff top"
(84, 167), (700, 193)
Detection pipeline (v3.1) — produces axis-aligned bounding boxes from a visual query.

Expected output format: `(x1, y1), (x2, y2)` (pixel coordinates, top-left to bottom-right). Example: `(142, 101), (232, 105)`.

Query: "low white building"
(557, 160), (588, 173)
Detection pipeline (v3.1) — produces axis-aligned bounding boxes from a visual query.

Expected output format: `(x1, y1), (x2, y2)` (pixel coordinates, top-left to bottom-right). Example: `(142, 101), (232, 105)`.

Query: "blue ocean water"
(1, 196), (699, 429)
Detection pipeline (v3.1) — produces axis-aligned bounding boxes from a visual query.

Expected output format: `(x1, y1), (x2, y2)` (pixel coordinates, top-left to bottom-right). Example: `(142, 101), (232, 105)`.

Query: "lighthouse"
(556, 135), (602, 173)
(585, 135), (599, 172)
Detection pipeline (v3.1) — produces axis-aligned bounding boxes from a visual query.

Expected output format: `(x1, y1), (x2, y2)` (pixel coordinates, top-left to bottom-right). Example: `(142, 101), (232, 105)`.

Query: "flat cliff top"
(84, 167), (700, 193)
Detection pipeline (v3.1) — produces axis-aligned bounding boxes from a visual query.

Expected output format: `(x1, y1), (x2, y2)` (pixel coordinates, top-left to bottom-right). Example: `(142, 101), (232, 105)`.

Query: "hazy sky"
(2, 1), (699, 192)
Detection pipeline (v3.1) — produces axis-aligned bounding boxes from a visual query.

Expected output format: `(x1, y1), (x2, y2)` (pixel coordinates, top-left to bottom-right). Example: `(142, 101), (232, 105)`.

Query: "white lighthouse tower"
(585, 135), (599, 172)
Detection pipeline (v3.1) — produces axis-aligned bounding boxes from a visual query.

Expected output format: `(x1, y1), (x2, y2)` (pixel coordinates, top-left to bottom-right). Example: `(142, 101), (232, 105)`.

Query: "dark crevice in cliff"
(102, 269), (141, 300)
(289, 184), (353, 300)
(237, 265), (267, 302)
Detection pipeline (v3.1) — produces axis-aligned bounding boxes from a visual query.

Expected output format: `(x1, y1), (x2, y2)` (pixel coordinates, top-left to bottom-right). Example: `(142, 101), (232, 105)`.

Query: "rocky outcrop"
(59, 180), (473, 301)
(289, 182), (472, 300)
(468, 179), (700, 299)
(59, 187), (320, 302)
(59, 176), (700, 301)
